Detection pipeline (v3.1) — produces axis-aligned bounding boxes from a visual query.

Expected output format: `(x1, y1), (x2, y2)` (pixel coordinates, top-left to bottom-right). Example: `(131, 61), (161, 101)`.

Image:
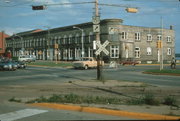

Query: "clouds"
(0, 0), (180, 52)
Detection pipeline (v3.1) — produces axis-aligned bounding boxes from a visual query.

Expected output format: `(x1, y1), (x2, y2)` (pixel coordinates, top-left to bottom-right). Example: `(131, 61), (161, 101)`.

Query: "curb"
(30, 103), (180, 120)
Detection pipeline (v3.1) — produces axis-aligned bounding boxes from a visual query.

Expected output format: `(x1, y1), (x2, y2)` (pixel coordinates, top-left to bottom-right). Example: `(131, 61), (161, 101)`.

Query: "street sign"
(92, 16), (100, 24)
(93, 24), (100, 33)
(95, 40), (109, 55)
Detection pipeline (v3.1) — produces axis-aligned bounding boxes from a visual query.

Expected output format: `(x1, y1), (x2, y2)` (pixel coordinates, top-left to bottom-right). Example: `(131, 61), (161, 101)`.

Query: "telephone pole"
(94, 0), (102, 80)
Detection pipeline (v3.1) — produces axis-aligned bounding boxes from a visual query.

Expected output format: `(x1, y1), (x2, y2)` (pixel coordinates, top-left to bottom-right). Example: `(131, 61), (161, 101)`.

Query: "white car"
(18, 55), (36, 62)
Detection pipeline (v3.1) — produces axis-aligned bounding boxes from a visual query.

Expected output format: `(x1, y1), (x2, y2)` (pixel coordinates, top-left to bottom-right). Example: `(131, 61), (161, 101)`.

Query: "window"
(167, 48), (171, 55)
(135, 47), (140, 58)
(167, 36), (171, 42)
(89, 32), (94, 43)
(110, 45), (119, 58)
(147, 34), (152, 41)
(75, 34), (79, 44)
(121, 32), (128, 39)
(69, 35), (72, 44)
(63, 35), (67, 44)
(75, 48), (81, 59)
(135, 32), (140, 41)
(157, 35), (162, 41)
(68, 49), (73, 59)
(147, 47), (152, 55)
(88, 47), (94, 57)
(63, 49), (68, 59)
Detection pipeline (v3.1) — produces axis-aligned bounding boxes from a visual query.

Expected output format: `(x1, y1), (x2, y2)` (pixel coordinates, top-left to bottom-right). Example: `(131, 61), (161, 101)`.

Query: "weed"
(9, 97), (21, 103)
(127, 93), (160, 105)
(143, 93), (160, 105)
(163, 96), (177, 106)
(27, 93), (122, 105)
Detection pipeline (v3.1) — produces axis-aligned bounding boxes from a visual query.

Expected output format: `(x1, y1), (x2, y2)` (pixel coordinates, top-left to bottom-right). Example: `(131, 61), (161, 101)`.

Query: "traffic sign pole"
(94, 0), (102, 81)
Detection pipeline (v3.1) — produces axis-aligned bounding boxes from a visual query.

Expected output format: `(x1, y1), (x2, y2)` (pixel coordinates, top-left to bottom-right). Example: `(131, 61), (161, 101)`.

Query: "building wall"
(0, 31), (9, 55)
(5, 19), (175, 63)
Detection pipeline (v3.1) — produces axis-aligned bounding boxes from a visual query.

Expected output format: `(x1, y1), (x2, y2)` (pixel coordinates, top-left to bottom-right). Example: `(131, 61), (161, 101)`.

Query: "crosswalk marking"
(0, 109), (48, 121)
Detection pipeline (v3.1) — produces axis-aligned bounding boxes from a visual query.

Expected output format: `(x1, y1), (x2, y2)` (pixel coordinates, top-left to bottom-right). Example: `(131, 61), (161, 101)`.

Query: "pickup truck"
(73, 57), (103, 69)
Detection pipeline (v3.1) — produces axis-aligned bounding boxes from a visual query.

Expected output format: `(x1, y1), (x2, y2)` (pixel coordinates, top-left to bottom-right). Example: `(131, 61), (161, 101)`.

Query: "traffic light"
(126, 8), (138, 13)
(156, 41), (162, 48)
(32, 5), (46, 10)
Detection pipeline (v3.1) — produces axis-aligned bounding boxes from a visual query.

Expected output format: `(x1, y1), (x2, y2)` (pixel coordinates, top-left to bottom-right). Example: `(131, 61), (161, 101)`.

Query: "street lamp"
(73, 26), (84, 58)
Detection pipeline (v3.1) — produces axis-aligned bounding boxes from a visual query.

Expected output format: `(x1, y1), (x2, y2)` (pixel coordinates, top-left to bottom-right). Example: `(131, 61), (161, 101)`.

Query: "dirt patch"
(1, 80), (180, 116)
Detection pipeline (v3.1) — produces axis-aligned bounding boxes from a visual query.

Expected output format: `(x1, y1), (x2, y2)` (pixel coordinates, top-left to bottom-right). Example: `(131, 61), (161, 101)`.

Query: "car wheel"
(84, 65), (88, 70)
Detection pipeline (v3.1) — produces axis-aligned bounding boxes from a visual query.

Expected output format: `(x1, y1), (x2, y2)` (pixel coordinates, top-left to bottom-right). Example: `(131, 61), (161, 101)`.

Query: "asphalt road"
(0, 65), (180, 120)
(0, 65), (179, 87)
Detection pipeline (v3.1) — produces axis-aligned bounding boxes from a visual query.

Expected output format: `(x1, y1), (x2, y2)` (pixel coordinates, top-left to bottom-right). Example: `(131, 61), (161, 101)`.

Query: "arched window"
(69, 35), (72, 44)
(63, 35), (67, 44)
(58, 36), (61, 44)
(75, 34), (79, 44)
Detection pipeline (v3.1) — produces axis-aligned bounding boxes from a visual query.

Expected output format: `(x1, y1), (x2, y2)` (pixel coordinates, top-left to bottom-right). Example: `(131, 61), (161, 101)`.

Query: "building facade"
(5, 19), (175, 63)
(0, 31), (9, 56)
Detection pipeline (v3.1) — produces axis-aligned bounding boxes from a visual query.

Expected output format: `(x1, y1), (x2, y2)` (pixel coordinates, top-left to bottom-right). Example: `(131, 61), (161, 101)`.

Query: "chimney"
(170, 25), (174, 30)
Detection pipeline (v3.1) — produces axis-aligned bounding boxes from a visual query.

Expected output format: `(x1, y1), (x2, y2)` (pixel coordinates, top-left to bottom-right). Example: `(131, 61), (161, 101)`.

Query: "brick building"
(0, 31), (9, 56)
(5, 19), (175, 63)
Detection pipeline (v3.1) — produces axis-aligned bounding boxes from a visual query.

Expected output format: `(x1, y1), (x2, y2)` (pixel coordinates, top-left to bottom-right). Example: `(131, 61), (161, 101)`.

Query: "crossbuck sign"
(95, 40), (110, 55)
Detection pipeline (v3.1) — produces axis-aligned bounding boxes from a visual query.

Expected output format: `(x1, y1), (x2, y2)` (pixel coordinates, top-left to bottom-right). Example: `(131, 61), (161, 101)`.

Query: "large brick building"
(0, 31), (9, 56)
(5, 19), (175, 63)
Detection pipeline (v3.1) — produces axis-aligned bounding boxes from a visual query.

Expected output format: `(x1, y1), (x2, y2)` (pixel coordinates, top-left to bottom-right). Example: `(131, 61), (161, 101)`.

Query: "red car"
(120, 58), (139, 66)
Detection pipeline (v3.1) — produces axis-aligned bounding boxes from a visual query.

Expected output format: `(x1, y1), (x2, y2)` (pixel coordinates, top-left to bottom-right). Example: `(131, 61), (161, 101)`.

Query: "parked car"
(13, 60), (27, 69)
(18, 55), (36, 62)
(119, 58), (139, 66)
(73, 57), (104, 69)
(0, 61), (17, 71)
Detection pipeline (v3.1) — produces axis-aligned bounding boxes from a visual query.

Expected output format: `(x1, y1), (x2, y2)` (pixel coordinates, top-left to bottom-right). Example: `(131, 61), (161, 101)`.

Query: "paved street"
(0, 65), (180, 120)
(0, 65), (180, 87)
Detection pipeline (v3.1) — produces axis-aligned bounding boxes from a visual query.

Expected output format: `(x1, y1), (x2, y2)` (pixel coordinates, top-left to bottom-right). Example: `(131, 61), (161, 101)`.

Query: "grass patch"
(127, 93), (160, 105)
(26, 93), (122, 105)
(9, 97), (22, 103)
(163, 96), (177, 106)
(28, 61), (73, 67)
(144, 69), (180, 75)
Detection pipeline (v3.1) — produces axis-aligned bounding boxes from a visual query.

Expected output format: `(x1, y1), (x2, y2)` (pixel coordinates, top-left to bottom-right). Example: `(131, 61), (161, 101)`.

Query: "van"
(18, 55), (36, 62)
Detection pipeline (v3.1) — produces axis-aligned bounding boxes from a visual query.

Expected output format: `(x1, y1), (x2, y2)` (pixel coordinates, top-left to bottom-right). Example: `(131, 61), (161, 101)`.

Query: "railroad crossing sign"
(95, 40), (109, 55)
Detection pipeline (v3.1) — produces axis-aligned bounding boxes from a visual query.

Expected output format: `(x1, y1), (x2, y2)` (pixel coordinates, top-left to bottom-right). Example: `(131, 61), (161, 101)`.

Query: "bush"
(163, 96), (177, 106)
(9, 97), (21, 103)
(128, 93), (160, 105)
(143, 93), (160, 105)
(26, 93), (122, 105)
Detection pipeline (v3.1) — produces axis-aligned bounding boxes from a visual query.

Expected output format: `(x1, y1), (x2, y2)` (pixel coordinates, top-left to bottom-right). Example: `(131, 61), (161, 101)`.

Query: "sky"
(0, 0), (180, 53)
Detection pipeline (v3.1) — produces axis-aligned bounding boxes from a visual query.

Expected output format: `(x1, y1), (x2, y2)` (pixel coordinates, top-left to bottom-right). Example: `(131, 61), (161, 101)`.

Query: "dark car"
(120, 58), (139, 66)
(0, 61), (17, 71)
(13, 60), (27, 69)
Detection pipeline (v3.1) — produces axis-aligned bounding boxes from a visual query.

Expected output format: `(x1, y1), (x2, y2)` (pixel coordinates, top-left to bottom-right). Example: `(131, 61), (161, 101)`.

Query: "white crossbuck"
(95, 40), (109, 55)
(0, 109), (48, 121)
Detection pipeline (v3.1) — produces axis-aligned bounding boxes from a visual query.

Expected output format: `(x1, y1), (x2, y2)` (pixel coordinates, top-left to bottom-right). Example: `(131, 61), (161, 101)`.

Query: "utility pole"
(94, 0), (102, 80)
(160, 17), (164, 70)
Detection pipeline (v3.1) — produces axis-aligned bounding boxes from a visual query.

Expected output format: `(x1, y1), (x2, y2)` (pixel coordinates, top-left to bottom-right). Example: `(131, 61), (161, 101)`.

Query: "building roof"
(16, 29), (43, 36)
